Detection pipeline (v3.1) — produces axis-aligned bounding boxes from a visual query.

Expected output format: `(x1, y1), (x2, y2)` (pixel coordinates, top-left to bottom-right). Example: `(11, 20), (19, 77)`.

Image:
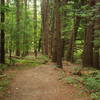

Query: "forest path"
(5, 63), (91, 100)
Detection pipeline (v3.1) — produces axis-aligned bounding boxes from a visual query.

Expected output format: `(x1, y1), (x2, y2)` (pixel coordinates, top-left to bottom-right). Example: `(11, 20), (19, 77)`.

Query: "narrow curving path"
(5, 64), (91, 100)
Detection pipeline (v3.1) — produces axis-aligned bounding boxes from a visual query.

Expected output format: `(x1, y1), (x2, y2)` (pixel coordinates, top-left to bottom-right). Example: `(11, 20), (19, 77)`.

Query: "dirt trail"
(5, 64), (91, 100)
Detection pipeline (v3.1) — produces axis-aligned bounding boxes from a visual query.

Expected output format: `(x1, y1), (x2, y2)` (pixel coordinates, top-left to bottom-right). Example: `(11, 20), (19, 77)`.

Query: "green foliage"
(64, 77), (77, 84)
(64, 66), (100, 100)
(77, 68), (100, 100)
(84, 77), (100, 91)
(74, 49), (83, 63)
(6, 55), (49, 70)
(0, 79), (10, 91)
(4, 0), (41, 60)
(0, 64), (8, 74)
(0, 71), (15, 95)
(36, 55), (50, 63)
(0, 4), (10, 12)
(83, 73), (100, 100)
(73, 66), (82, 74)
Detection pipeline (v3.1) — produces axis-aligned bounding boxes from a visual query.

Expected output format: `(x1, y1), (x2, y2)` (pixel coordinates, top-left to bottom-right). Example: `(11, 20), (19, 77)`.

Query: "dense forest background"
(0, 0), (100, 100)
(0, 0), (100, 68)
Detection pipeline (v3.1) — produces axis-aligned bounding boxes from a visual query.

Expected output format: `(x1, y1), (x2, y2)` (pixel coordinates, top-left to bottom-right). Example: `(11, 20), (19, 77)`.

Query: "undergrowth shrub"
(83, 73), (100, 100)
(64, 77), (77, 84)
(73, 66), (82, 75)
(65, 67), (100, 100)
(0, 64), (8, 74)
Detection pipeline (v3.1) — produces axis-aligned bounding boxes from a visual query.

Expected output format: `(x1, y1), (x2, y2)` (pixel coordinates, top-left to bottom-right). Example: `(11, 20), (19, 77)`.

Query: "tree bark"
(82, 0), (95, 67)
(33, 0), (38, 57)
(0, 0), (5, 64)
(55, 0), (62, 68)
(93, 0), (100, 68)
(16, 0), (20, 56)
(41, 0), (49, 55)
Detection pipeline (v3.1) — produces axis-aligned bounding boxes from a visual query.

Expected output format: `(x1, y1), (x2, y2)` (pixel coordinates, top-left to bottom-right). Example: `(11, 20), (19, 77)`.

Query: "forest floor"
(0, 56), (92, 100)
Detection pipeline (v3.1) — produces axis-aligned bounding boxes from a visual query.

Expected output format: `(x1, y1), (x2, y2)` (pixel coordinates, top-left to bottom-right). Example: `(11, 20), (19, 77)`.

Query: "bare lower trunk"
(82, 0), (95, 67)
(0, 0), (5, 64)
(16, 0), (20, 56)
(93, 0), (100, 68)
(55, 0), (62, 68)
(41, 0), (49, 55)
(33, 0), (38, 58)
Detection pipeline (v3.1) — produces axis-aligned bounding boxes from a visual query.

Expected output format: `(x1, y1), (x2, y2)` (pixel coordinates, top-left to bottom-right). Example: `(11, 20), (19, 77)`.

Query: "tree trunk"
(41, 0), (49, 55)
(55, 0), (62, 68)
(33, 0), (38, 57)
(82, 0), (95, 67)
(93, 0), (100, 68)
(22, 0), (29, 57)
(0, 0), (5, 64)
(16, 0), (20, 56)
(52, 30), (57, 62)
